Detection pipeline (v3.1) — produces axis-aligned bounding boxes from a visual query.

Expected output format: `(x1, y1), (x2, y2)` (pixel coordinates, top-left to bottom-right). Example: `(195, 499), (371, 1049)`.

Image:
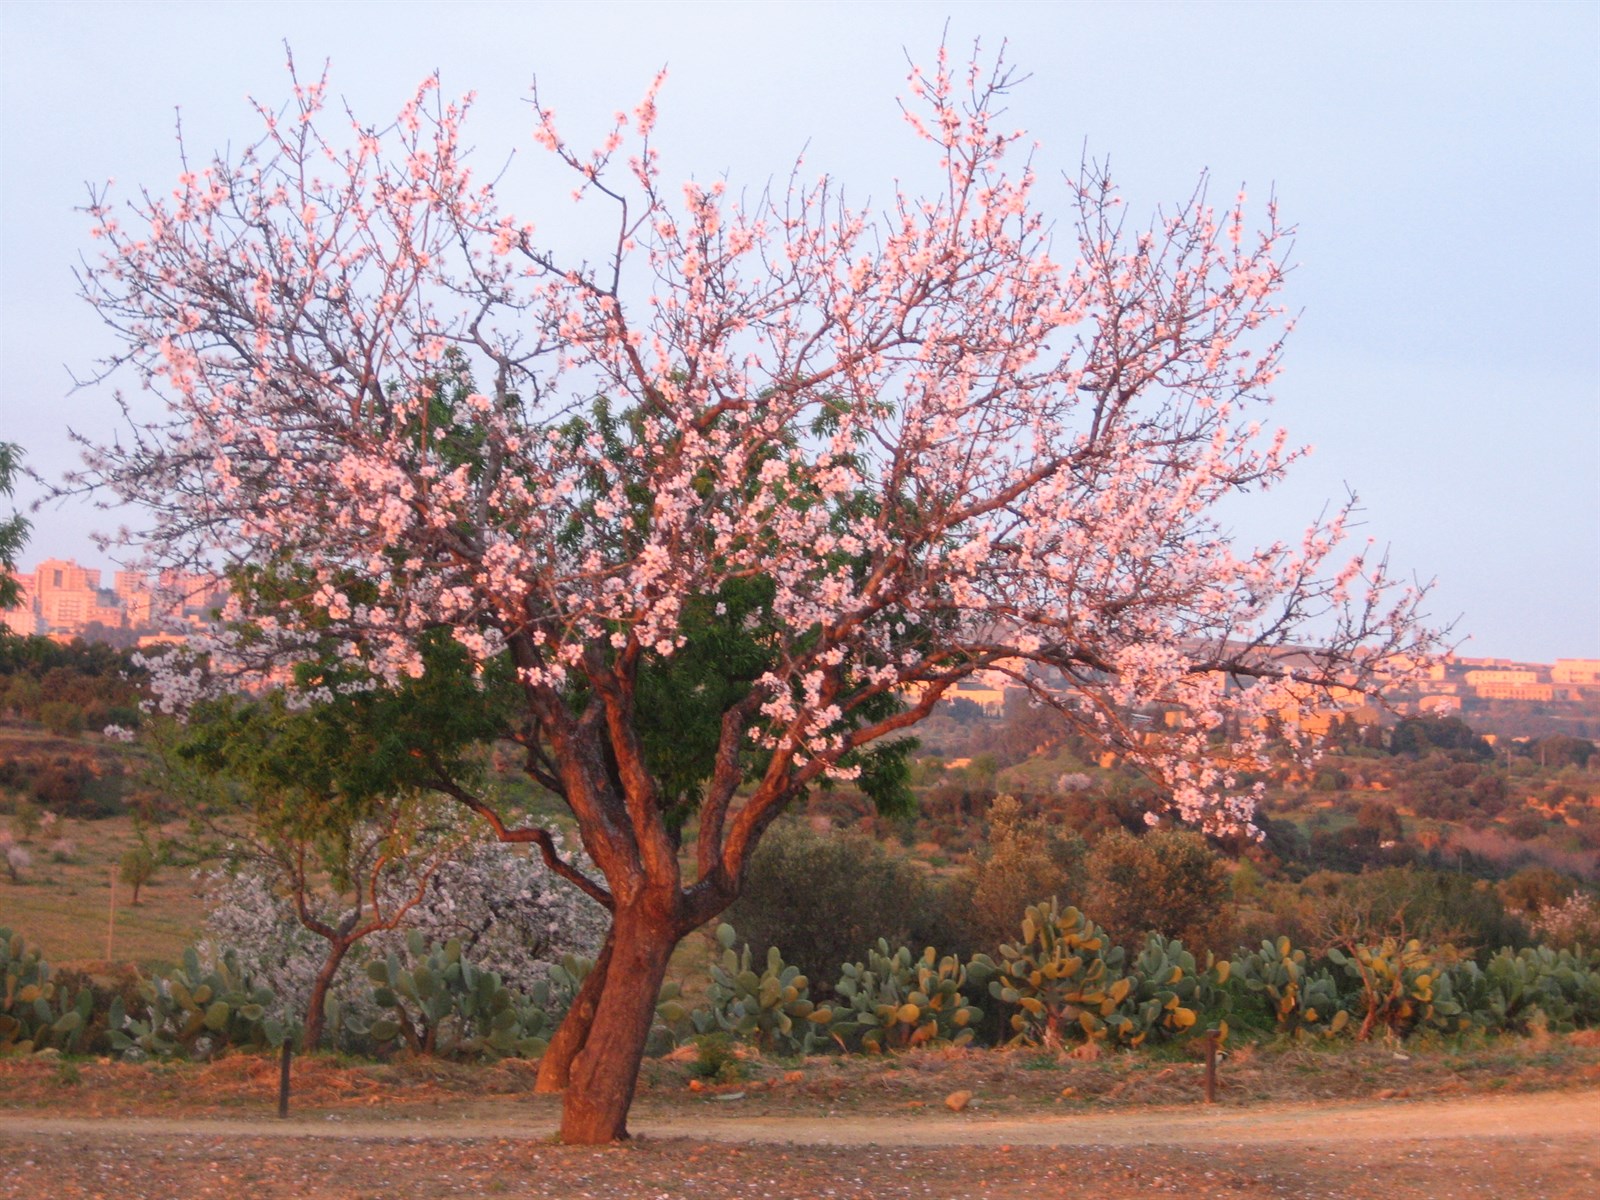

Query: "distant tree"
(1530, 735), (1596, 770)
(156, 632), (516, 1051)
(118, 843), (158, 905)
(1389, 716), (1491, 760)
(1354, 798), (1405, 841)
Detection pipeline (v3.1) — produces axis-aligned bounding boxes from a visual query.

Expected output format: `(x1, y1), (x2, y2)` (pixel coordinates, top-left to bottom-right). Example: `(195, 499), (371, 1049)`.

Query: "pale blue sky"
(2, 0), (1595, 660)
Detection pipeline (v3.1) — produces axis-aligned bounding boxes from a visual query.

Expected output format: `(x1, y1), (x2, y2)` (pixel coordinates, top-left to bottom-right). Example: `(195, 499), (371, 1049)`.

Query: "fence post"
(278, 1038), (292, 1118)
(1204, 1028), (1219, 1104)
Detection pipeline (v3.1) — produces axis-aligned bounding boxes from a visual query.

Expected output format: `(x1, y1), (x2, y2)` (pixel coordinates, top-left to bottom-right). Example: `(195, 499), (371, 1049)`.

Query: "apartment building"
(1, 556), (224, 640)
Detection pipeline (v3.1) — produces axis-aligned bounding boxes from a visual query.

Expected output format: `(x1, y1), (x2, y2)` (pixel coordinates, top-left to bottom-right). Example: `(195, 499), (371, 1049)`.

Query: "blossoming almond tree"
(74, 48), (1435, 1141)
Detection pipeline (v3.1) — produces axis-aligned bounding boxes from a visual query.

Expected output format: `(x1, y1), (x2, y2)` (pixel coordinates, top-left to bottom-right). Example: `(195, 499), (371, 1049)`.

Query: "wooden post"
(1204, 1028), (1219, 1104)
(105, 867), (116, 963)
(278, 1039), (292, 1118)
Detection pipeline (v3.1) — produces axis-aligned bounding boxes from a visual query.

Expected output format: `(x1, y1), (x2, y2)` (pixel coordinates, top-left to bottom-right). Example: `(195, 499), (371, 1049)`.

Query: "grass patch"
(2, 812), (201, 966)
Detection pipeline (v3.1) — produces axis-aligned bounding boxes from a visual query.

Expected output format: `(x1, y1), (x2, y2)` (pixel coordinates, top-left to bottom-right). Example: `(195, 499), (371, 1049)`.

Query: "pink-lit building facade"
(1, 557), (224, 642)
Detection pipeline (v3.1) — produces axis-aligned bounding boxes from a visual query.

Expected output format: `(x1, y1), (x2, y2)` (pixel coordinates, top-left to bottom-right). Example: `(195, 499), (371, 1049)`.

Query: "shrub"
(2, 837), (29, 883)
(9, 799), (41, 839)
(1303, 868), (1529, 959)
(960, 794), (1086, 955)
(37, 701), (84, 738)
(1531, 892), (1600, 951)
(1499, 866), (1579, 919)
(721, 820), (950, 993)
(1083, 828), (1234, 955)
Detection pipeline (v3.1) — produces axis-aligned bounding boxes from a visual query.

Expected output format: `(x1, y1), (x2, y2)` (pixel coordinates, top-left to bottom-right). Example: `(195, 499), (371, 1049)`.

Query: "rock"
(944, 1089), (973, 1112)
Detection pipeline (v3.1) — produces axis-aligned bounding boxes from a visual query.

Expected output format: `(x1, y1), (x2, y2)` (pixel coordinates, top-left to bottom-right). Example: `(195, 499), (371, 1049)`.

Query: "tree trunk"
(558, 898), (678, 1144)
(535, 928), (615, 1093)
(302, 939), (351, 1052)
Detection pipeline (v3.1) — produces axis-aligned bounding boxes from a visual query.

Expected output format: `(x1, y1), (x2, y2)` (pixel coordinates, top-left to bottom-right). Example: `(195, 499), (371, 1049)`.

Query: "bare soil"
(3, 1038), (1598, 1198)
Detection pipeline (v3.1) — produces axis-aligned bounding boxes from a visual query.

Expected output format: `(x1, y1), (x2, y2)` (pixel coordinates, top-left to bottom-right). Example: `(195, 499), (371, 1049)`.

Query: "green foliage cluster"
(0, 638), (146, 739)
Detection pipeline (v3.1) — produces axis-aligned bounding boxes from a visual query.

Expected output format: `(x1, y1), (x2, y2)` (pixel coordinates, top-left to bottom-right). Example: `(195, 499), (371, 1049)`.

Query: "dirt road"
(3, 1089), (1596, 1199)
(5, 1086), (1597, 1146)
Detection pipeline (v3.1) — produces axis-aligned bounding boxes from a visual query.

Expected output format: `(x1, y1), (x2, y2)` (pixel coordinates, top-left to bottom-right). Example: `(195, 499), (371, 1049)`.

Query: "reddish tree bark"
(558, 896), (680, 1142)
(534, 929), (614, 1093)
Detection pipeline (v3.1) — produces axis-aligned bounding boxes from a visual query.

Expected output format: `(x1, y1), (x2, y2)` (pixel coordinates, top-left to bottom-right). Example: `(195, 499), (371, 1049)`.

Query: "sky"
(1, 0), (1595, 662)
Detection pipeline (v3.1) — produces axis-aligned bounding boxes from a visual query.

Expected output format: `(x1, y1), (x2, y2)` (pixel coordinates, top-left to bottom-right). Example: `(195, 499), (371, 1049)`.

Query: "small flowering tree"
(197, 831), (607, 1043)
(75, 47), (1435, 1141)
(157, 687), (483, 1051)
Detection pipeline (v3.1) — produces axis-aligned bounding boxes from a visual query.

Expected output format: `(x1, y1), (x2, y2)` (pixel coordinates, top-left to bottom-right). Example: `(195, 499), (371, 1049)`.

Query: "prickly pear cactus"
(1232, 936), (1349, 1041)
(364, 934), (575, 1060)
(524, 950), (684, 1055)
(110, 945), (283, 1059)
(1472, 945), (1600, 1034)
(988, 900), (1129, 1048)
(1120, 934), (1232, 1046)
(1326, 937), (1436, 1040)
(826, 940), (985, 1052)
(0, 927), (96, 1056)
(689, 924), (830, 1053)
